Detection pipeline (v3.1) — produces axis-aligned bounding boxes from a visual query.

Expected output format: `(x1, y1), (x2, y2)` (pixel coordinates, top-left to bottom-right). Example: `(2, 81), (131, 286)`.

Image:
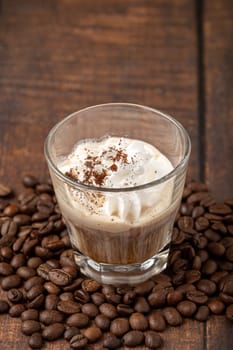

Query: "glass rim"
(44, 102), (191, 193)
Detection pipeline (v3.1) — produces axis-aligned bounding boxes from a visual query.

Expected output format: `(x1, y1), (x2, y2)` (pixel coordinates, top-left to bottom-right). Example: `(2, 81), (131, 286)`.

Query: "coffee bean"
(219, 292), (233, 305)
(0, 300), (9, 313)
(7, 288), (24, 303)
(212, 222), (227, 234)
(23, 175), (39, 188)
(13, 214), (31, 226)
(59, 292), (73, 301)
(62, 265), (78, 279)
(24, 276), (44, 291)
(176, 283), (196, 295)
(0, 183), (12, 197)
(195, 305), (210, 321)
(48, 268), (72, 286)
(57, 300), (81, 314)
(177, 300), (197, 317)
(66, 313), (89, 328)
(27, 294), (45, 309)
(82, 278), (101, 292)
(110, 317), (130, 336)
(83, 326), (102, 342)
(64, 326), (80, 340)
(70, 334), (88, 349)
(99, 303), (118, 319)
(42, 322), (65, 341)
(145, 331), (163, 348)
(148, 289), (167, 307)
(21, 309), (39, 321)
(202, 259), (218, 275)
(28, 332), (44, 349)
(208, 242), (225, 256)
(123, 330), (144, 346)
(27, 284), (44, 301)
(103, 335), (121, 349)
(226, 304), (233, 321)
(134, 296), (150, 313)
(186, 290), (208, 304)
(17, 266), (36, 280)
(134, 280), (155, 295)
(178, 216), (194, 233)
(209, 204), (231, 215)
(185, 270), (201, 284)
(27, 257), (43, 269)
(40, 309), (64, 324)
(0, 262), (14, 276)
(91, 292), (105, 305)
(196, 279), (217, 296)
(74, 289), (90, 303)
(192, 256), (202, 270)
(192, 206), (205, 218)
(123, 290), (136, 304)
(1, 274), (22, 290)
(116, 303), (134, 316)
(167, 290), (183, 305)
(204, 229), (221, 242)
(195, 217), (209, 231)
(81, 303), (99, 318)
(63, 278), (83, 292)
(226, 246), (233, 261)
(36, 183), (53, 194)
(95, 314), (110, 330)
(129, 312), (148, 331)
(163, 307), (183, 326)
(4, 204), (19, 217)
(37, 263), (51, 280)
(208, 299), (225, 314)
(219, 275), (233, 296)
(105, 293), (121, 305)
(45, 294), (59, 310)
(9, 303), (26, 317)
(23, 238), (39, 256)
(0, 246), (13, 260)
(21, 320), (41, 335)
(43, 281), (60, 295)
(148, 311), (166, 332)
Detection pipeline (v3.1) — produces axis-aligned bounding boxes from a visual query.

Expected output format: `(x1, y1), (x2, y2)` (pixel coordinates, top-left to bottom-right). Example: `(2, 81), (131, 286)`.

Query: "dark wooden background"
(0, 0), (232, 349)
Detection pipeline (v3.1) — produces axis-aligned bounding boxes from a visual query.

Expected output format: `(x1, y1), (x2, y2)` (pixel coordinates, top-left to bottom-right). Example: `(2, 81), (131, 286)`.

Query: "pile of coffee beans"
(0, 175), (233, 349)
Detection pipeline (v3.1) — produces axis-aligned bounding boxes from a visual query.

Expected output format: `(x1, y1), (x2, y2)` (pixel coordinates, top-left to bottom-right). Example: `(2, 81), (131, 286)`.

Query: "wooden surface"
(0, 0), (232, 349)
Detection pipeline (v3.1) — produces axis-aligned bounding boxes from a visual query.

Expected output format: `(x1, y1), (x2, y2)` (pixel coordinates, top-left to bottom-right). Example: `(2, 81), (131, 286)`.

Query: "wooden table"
(0, 0), (232, 349)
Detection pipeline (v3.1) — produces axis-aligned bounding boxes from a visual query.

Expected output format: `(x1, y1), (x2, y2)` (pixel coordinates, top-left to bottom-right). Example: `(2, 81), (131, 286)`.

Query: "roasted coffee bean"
(83, 326), (102, 342)
(59, 292), (73, 301)
(23, 238), (39, 256)
(91, 292), (105, 305)
(4, 204), (19, 217)
(197, 249), (209, 262)
(195, 305), (210, 321)
(81, 303), (99, 318)
(104, 334), (121, 349)
(17, 266), (36, 280)
(27, 284), (44, 301)
(42, 322), (65, 341)
(74, 289), (90, 303)
(202, 259), (218, 275)
(9, 303), (26, 317)
(212, 222), (227, 234)
(219, 292), (233, 305)
(0, 183), (12, 197)
(45, 294), (59, 310)
(22, 175), (38, 188)
(70, 333), (88, 349)
(208, 242), (225, 256)
(24, 276), (44, 291)
(21, 309), (39, 321)
(148, 289), (167, 307)
(37, 263), (51, 280)
(82, 278), (101, 292)
(116, 303), (134, 316)
(99, 303), (118, 319)
(1, 274), (22, 290)
(134, 296), (150, 313)
(176, 283), (196, 295)
(28, 332), (44, 349)
(63, 278), (83, 292)
(63, 265), (78, 279)
(186, 290), (208, 304)
(219, 274), (233, 295)
(34, 246), (52, 259)
(105, 293), (121, 305)
(192, 206), (205, 218)
(167, 290), (183, 305)
(177, 300), (197, 317)
(36, 183), (53, 194)
(134, 280), (155, 295)
(57, 300), (81, 314)
(0, 300), (9, 313)
(226, 246), (233, 261)
(208, 299), (225, 314)
(0, 262), (13, 276)
(196, 279), (217, 296)
(145, 331), (163, 348)
(27, 294), (45, 309)
(27, 257), (43, 269)
(204, 229), (221, 242)
(226, 304), (233, 321)
(163, 307), (182, 326)
(7, 288), (24, 303)
(0, 246), (13, 260)
(40, 309), (64, 324)
(64, 326), (80, 340)
(48, 268), (72, 286)
(192, 256), (202, 270)
(123, 330), (144, 347)
(209, 203), (231, 215)
(123, 290), (136, 304)
(148, 311), (167, 332)
(66, 313), (89, 328)
(195, 217), (209, 231)
(95, 314), (110, 330)
(43, 281), (60, 295)
(110, 317), (130, 336)
(185, 270), (201, 284)
(178, 216), (194, 232)
(21, 320), (41, 335)
(13, 214), (31, 226)
(129, 312), (148, 331)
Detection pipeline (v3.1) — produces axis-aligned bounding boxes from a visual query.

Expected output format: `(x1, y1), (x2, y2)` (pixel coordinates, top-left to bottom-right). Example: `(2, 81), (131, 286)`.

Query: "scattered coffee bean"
(163, 307), (182, 326)
(28, 332), (44, 349)
(208, 299), (225, 314)
(83, 326), (102, 342)
(70, 333), (88, 349)
(57, 300), (81, 314)
(1, 274), (22, 290)
(195, 305), (210, 321)
(148, 311), (167, 332)
(110, 317), (130, 336)
(21, 320), (41, 335)
(21, 309), (39, 321)
(81, 302), (99, 318)
(0, 183), (12, 197)
(40, 309), (64, 325)
(7, 288), (24, 303)
(64, 326), (80, 341)
(95, 314), (110, 330)
(42, 322), (65, 341)
(177, 300), (197, 317)
(9, 303), (26, 317)
(129, 312), (148, 331)
(66, 313), (89, 328)
(99, 303), (118, 319)
(123, 330), (144, 346)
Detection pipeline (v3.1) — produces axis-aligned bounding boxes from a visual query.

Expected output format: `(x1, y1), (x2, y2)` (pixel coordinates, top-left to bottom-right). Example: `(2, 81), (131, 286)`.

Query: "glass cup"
(45, 103), (191, 285)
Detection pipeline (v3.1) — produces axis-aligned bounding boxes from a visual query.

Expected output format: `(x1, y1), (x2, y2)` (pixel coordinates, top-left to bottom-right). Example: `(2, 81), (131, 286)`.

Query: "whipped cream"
(58, 136), (174, 225)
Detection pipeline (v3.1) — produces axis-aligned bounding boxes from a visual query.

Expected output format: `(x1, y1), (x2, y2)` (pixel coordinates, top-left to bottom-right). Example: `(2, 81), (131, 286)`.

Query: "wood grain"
(204, 0), (233, 199)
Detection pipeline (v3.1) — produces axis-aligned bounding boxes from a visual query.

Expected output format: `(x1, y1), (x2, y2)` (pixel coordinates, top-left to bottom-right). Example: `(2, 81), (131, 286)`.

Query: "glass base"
(73, 248), (169, 285)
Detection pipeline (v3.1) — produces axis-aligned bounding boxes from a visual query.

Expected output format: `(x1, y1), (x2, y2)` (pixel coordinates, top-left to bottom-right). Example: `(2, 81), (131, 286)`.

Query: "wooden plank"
(204, 0), (233, 200)
(0, 0), (202, 349)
